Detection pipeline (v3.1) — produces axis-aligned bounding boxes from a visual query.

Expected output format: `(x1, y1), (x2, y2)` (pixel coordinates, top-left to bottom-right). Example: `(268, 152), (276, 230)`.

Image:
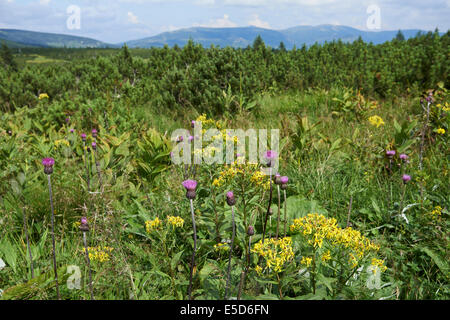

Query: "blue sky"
(0, 0), (449, 43)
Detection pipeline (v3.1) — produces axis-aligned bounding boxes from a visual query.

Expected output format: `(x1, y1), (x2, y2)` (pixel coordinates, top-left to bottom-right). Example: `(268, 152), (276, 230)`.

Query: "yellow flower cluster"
(426, 206), (442, 221)
(196, 114), (218, 128)
(167, 216), (184, 228)
(252, 237), (295, 274)
(290, 213), (381, 268)
(435, 128), (445, 135)
(212, 161), (270, 190)
(38, 93), (49, 100)
(368, 115), (385, 128)
(214, 242), (230, 252)
(436, 102), (450, 112)
(300, 256), (312, 267)
(88, 246), (114, 263)
(145, 217), (162, 233)
(54, 139), (70, 147)
(370, 258), (388, 273)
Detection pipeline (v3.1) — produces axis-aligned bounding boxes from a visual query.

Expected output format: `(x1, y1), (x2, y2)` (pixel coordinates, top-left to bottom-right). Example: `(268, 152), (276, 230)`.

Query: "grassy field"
(0, 45), (448, 300)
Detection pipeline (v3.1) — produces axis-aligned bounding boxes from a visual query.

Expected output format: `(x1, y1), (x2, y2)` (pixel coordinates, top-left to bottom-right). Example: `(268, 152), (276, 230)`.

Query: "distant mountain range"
(0, 25), (444, 49)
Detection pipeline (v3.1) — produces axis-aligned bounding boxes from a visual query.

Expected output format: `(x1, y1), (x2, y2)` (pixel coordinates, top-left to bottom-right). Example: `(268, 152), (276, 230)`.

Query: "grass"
(0, 86), (448, 300)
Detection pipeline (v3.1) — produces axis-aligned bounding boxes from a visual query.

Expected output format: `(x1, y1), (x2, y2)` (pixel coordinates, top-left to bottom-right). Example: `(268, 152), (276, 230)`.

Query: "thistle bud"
(280, 176), (288, 190)
(274, 173), (281, 185)
(226, 191), (236, 206)
(42, 157), (55, 175)
(182, 180), (197, 200)
(80, 217), (89, 232)
(247, 226), (255, 236)
(402, 174), (411, 184)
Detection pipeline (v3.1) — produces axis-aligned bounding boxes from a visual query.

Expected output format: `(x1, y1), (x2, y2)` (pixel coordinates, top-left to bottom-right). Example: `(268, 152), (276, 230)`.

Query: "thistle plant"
(183, 179), (197, 300)
(224, 191), (236, 300)
(42, 157), (60, 300)
(80, 217), (94, 300)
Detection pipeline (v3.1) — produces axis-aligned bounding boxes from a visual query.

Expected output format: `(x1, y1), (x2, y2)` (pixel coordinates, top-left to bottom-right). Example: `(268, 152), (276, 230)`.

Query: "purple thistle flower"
(81, 133), (87, 141)
(70, 128), (75, 133)
(226, 191), (236, 206)
(191, 120), (195, 128)
(183, 179), (197, 200)
(386, 150), (396, 158)
(92, 142), (97, 150)
(399, 154), (408, 161)
(402, 174), (411, 184)
(65, 117), (70, 124)
(42, 158), (55, 175)
(188, 135), (194, 142)
(92, 129), (98, 138)
(280, 176), (289, 184)
(177, 135), (184, 142)
(81, 217), (88, 225)
(263, 150), (278, 166)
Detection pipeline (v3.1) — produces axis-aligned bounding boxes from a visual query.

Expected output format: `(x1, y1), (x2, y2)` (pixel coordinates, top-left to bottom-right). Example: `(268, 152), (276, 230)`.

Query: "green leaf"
(420, 247), (449, 277)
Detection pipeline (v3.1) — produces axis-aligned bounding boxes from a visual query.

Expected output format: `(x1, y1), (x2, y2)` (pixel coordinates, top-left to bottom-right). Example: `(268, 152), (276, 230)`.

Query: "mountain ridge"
(0, 25), (444, 49)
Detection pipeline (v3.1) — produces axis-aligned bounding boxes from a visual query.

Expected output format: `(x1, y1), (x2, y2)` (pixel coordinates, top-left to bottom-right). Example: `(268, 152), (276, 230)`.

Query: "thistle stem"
(83, 141), (90, 192)
(283, 190), (287, 237)
(47, 174), (60, 300)
(188, 199), (197, 300)
(224, 205), (236, 300)
(82, 231), (94, 300)
(22, 206), (34, 279)
(276, 185), (281, 239)
(262, 167), (273, 244)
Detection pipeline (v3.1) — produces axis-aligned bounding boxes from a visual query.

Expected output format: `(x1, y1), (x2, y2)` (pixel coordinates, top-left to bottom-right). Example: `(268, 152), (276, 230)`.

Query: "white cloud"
(127, 11), (139, 24)
(39, 0), (51, 5)
(248, 14), (270, 28)
(193, 14), (237, 28)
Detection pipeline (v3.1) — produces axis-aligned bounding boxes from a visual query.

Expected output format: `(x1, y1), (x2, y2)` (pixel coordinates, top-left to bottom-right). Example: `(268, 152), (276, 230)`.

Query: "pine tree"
(0, 41), (18, 71)
(252, 35), (265, 51)
(395, 30), (405, 41)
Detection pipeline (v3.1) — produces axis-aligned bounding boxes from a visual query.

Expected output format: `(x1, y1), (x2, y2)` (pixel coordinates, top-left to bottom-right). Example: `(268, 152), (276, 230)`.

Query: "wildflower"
(92, 142), (97, 150)
(88, 246), (114, 263)
(322, 250), (331, 262)
(42, 157), (55, 175)
(247, 226), (255, 236)
(80, 217), (89, 232)
(368, 115), (385, 128)
(386, 150), (396, 159)
(402, 174), (411, 184)
(65, 118), (70, 124)
(145, 218), (162, 233)
(92, 129), (98, 138)
(426, 206), (442, 221)
(252, 237), (294, 274)
(301, 256), (313, 267)
(214, 242), (230, 252)
(435, 128), (445, 135)
(182, 179), (197, 200)
(81, 133), (87, 141)
(167, 216), (184, 228)
(226, 191), (236, 206)
(70, 129), (75, 133)
(399, 154), (409, 162)
(191, 120), (195, 128)
(263, 150), (278, 166)
(38, 93), (49, 100)
(371, 258), (387, 273)
(280, 176), (288, 190)
(274, 173), (281, 185)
